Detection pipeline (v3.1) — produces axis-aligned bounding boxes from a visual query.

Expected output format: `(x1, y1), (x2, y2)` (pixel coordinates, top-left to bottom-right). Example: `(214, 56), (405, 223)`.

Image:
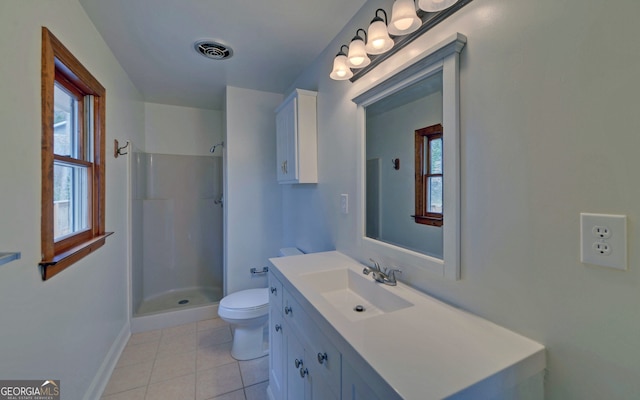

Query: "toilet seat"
(218, 288), (269, 320)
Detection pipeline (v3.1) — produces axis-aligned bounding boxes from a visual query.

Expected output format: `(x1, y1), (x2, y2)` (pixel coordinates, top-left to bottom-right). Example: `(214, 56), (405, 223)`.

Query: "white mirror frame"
(353, 33), (466, 280)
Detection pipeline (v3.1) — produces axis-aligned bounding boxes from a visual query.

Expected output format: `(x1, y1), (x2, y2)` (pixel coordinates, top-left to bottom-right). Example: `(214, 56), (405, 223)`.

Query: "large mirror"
(353, 33), (465, 280)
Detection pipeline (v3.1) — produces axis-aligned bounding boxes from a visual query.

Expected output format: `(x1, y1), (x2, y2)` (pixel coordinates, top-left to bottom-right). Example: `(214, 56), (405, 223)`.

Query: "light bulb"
(393, 18), (413, 31)
(330, 51), (353, 81)
(371, 38), (385, 49)
(347, 36), (370, 68)
(365, 15), (394, 55)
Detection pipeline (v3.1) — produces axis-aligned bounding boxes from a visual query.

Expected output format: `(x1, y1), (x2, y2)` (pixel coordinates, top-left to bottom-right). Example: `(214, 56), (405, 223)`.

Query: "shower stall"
(130, 150), (223, 328)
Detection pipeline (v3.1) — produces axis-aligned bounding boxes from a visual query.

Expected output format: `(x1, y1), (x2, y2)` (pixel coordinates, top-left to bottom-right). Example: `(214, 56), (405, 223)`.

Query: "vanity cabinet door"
(284, 326), (338, 400)
(285, 330), (309, 400)
(342, 359), (383, 400)
(305, 325), (341, 398)
(268, 311), (285, 400)
(268, 273), (285, 400)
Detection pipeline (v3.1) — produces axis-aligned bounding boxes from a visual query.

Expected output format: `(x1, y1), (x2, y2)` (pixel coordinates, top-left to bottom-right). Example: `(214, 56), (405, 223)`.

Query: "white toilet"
(218, 247), (303, 360)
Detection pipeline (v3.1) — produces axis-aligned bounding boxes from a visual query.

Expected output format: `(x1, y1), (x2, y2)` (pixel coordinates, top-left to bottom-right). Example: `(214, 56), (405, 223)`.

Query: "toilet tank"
(279, 247), (303, 257)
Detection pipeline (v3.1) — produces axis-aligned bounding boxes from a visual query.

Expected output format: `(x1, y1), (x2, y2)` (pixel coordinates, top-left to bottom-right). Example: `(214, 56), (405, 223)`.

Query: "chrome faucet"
(363, 259), (402, 286)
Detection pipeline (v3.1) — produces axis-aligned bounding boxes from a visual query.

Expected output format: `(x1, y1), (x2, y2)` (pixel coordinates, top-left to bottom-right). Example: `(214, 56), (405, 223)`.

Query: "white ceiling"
(79, 0), (368, 110)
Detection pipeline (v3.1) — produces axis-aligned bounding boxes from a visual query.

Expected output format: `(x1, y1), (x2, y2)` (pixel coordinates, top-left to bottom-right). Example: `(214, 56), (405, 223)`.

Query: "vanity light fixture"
(365, 9), (394, 55)
(346, 29), (371, 68)
(328, 0), (473, 81)
(388, 0), (422, 36)
(418, 0), (459, 12)
(330, 45), (353, 80)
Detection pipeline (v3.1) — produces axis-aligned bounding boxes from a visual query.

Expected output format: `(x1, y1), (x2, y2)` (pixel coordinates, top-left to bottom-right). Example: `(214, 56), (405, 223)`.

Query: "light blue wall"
(0, 1), (145, 398)
(283, 0), (640, 398)
(224, 87), (284, 294)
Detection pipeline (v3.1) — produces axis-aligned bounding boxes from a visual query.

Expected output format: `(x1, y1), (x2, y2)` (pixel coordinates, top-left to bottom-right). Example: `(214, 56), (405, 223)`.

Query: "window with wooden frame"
(414, 124), (443, 227)
(40, 27), (112, 280)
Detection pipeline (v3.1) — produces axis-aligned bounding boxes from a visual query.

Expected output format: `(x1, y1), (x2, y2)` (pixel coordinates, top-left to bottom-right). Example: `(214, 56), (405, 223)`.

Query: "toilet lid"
(221, 288), (269, 310)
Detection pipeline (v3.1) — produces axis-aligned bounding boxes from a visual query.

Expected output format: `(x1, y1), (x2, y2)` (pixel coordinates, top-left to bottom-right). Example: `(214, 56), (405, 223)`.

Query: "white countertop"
(269, 251), (545, 399)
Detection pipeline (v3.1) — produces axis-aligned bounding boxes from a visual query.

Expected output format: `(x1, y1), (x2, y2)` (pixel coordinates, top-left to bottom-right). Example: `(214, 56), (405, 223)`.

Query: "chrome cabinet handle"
(317, 352), (328, 364)
(275, 324), (282, 332)
(300, 367), (309, 378)
(284, 306), (292, 315)
(295, 359), (303, 368)
(284, 160), (288, 174)
(270, 287), (277, 294)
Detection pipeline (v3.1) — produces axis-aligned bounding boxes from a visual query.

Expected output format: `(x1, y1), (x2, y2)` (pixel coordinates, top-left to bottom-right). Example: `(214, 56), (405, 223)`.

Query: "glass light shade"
(346, 38), (371, 68)
(418, 0), (459, 12)
(388, 0), (421, 36)
(330, 54), (353, 80)
(365, 20), (394, 55)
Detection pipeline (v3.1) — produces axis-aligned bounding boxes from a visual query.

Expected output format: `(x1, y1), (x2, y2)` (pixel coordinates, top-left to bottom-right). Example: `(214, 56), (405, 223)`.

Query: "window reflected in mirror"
(414, 123), (443, 227)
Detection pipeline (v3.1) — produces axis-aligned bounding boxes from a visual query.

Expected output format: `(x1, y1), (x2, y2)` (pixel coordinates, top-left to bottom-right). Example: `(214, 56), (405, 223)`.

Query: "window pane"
(430, 138), (442, 174)
(54, 162), (90, 240)
(54, 83), (78, 158)
(428, 176), (442, 213)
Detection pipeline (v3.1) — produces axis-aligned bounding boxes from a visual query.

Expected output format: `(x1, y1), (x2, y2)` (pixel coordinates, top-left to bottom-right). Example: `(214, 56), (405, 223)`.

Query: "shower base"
(132, 287), (222, 333)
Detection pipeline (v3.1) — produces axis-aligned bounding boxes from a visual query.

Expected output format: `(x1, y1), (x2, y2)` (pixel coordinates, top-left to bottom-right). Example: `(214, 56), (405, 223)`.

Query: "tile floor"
(102, 317), (269, 400)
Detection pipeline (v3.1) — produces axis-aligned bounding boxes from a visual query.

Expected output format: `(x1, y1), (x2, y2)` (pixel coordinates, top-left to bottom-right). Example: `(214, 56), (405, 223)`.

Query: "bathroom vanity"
(267, 251), (545, 399)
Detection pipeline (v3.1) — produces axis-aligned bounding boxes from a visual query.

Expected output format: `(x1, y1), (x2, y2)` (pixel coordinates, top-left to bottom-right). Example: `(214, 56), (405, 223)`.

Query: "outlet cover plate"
(580, 213), (627, 270)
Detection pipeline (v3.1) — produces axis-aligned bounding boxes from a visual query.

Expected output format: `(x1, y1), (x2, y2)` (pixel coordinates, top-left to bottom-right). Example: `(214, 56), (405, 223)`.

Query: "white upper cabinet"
(275, 89), (318, 184)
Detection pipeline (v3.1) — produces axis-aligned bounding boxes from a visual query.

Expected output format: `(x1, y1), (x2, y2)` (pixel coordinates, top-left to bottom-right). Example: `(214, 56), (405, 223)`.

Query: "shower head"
(210, 141), (224, 153)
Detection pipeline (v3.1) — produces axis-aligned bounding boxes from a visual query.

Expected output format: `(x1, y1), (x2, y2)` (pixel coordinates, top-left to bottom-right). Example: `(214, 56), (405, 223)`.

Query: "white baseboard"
(83, 322), (131, 400)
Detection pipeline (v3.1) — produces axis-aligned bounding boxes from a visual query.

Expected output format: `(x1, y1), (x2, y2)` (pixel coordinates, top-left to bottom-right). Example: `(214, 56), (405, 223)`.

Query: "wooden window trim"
(40, 27), (112, 280)
(414, 124), (444, 227)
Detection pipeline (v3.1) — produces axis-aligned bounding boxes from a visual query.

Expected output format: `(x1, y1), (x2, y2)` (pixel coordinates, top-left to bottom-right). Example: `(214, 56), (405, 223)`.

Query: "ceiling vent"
(194, 41), (233, 60)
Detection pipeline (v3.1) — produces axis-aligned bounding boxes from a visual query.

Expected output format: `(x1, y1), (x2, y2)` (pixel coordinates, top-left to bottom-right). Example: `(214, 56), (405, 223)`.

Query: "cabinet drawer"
(269, 273), (283, 312)
(283, 289), (307, 331)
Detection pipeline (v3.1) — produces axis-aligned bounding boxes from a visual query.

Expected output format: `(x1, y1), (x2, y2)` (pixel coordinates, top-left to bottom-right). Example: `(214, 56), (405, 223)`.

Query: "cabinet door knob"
(270, 287), (277, 294)
(284, 306), (292, 315)
(300, 367), (309, 378)
(275, 324), (282, 332)
(317, 352), (328, 364)
(294, 358), (303, 368)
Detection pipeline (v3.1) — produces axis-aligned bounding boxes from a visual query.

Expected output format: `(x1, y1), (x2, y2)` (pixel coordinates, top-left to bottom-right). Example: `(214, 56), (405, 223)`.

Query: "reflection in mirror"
(354, 32), (464, 280)
(365, 71), (443, 258)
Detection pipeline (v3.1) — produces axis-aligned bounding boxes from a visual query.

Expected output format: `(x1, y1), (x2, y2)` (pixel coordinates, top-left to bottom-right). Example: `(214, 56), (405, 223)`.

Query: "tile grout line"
(104, 318), (269, 400)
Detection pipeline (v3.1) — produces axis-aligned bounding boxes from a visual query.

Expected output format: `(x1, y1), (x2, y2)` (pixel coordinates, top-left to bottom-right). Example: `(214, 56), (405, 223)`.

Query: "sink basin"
(300, 268), (413, 321)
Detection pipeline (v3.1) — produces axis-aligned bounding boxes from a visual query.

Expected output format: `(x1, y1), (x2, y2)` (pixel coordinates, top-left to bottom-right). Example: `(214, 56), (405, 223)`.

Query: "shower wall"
(131, 152), (223, 315)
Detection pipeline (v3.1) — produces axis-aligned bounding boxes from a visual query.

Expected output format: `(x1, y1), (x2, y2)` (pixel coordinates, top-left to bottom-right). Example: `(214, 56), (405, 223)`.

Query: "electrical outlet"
(592, 242), (611, 256)
(592, 225), (611, 239)
(580, 213), (627, 270)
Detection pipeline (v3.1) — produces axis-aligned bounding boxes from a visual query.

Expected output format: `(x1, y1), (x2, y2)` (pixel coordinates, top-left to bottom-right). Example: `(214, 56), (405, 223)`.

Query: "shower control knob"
(284, 306), (292, 315)
(270, 287), (277, 294)
(275, 324), (282, 332)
